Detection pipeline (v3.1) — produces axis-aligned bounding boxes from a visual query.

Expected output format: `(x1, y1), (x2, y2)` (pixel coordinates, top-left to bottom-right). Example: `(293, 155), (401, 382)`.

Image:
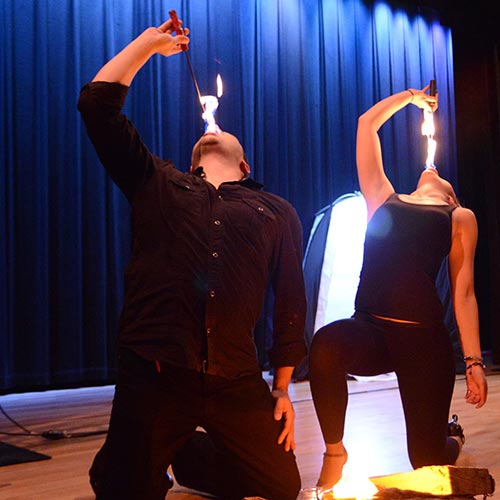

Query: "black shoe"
(90, 471), (173, 496)
(448, 414), (465, 444)
(89, 444), (174, 496)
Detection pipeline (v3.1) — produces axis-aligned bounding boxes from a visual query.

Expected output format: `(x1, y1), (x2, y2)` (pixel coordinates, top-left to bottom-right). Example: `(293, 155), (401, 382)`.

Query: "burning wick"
(200, 74), (223, 134)
(421, 79), (437, 171)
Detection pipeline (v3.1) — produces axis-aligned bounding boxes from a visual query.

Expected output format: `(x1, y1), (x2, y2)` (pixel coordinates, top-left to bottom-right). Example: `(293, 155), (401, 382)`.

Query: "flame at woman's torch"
(200, 74), (223, 134)
(422, 109), (437, 170)
(421, 79), (438, 171)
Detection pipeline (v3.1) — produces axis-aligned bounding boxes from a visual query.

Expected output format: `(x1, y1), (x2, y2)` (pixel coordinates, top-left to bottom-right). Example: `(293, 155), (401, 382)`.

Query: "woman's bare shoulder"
(452, 206), (478, 237)
(452, 206), (476, 223)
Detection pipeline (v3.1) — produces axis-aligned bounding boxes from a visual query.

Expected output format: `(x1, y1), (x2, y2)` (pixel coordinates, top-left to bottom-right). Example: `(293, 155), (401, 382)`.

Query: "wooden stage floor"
(1, 369), (499, 500)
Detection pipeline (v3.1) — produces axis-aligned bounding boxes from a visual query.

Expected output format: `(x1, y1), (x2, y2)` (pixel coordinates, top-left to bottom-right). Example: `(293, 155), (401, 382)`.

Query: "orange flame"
(331, 462), (378, 500)
(421, 109), (437, 169)
(216, 73), (223, 98)
(332, 472), (378, 499)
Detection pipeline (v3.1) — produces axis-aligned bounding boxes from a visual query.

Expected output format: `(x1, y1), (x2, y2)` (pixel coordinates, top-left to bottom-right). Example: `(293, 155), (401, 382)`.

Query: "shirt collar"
(194, 166), (264, 190)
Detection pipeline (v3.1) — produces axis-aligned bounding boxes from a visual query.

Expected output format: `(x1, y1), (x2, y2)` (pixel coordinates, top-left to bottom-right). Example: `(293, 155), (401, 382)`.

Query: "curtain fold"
(0, 0), (456, 391)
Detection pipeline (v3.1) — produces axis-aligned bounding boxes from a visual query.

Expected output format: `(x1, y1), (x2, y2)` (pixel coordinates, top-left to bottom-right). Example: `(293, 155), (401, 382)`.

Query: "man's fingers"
(274, 399), (285, 421)
(157, 20), (172, 32)
(277, 427), (286, 445)
(277, 425), (295, 451)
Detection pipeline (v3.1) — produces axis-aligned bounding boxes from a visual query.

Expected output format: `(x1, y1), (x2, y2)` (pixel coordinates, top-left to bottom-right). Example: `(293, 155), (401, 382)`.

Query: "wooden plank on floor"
(370, 465), (495, 497)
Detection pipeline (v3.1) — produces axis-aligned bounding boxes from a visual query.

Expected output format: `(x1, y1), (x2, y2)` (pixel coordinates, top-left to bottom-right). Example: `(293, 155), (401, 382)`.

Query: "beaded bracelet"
(407, 89), (414, 102)
(466, 361), (486, 371)
(463, 355), (483, 363)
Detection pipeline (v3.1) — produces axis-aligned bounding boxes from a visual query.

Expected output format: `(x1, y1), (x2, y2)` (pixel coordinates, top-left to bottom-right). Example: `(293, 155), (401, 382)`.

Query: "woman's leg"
(309, 315), (393, 487)
(387, 321), (460, 468)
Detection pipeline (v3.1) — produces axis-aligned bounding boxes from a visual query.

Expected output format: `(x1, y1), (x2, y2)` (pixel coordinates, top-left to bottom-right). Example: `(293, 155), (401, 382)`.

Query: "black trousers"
(92, 349), (300, 500)
(309, 312), (459, 469)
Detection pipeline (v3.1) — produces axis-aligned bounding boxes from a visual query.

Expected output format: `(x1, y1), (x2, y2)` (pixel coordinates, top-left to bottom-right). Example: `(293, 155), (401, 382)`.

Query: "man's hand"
(152, 19), (190, 57)
(91, 19), (190, 86)
(272, 389), (296, 452)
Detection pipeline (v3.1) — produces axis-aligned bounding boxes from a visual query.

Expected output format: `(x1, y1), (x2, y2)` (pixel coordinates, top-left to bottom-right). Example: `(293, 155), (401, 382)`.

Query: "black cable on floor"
(0, 403), (108, 440)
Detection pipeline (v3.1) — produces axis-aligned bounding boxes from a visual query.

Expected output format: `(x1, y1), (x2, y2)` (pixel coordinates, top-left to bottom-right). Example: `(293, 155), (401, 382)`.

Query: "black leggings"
(309, 311), (459, 468)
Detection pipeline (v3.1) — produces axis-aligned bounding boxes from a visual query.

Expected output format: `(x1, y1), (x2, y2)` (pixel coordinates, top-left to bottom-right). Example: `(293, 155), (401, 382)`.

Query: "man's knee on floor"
(172, 431), (301, 500)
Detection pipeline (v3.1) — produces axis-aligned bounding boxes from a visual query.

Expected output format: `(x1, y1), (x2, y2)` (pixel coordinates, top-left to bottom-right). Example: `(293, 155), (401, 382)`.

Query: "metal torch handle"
(169, 10), (188, 51)
(168, 9), (203, 109)
(429, 79), (437, 96)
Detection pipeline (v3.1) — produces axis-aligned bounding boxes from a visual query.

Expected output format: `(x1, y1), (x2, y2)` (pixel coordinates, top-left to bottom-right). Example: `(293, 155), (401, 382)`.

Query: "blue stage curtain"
(0, 0), (455, 391)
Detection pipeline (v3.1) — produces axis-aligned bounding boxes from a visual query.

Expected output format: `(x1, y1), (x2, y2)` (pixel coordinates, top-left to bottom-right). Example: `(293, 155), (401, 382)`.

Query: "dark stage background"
(1, 0), (499, 392)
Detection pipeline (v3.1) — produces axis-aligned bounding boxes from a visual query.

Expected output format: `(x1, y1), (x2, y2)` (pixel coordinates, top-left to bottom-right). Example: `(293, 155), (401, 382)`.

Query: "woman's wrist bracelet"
(463, 355), (483, 363)
(466, 361), (486, 371)
(406, 89), (414, 102)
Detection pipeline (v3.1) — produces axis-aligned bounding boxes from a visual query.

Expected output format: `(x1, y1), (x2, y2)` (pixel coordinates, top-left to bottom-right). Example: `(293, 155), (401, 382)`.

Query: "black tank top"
(355, 193), (456, 324)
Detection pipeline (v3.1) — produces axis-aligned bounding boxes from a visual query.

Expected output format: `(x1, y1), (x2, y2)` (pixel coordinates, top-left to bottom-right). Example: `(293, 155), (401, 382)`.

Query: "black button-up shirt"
(78, 82), (306, 379)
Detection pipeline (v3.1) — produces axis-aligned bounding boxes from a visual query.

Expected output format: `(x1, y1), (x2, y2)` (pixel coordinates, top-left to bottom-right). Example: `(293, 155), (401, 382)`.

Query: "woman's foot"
(448, 414), (465, 445)
(448, 414), (465, 458)
(316, 444), (348, 489)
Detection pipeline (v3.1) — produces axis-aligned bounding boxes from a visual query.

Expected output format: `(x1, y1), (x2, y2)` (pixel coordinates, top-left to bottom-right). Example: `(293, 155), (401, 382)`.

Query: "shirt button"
(214, 220), (221, 225)
(218, 195), (223, 200)
(212, 252), (219, 258)
(206, 327), (212, 335)
(209, 290), (216, 298)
